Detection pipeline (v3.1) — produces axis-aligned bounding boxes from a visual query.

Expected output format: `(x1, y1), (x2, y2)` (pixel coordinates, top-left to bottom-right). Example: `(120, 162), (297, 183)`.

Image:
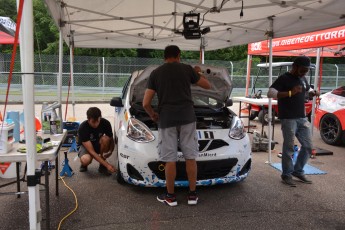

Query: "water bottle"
(41, 102), (51, 134)
(292, 145), (299, 164)
(50, 111), (57, 134)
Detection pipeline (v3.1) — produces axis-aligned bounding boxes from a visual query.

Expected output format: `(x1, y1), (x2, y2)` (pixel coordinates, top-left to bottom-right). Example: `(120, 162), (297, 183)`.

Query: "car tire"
(258, 109), (268, 125)
(249, 110), (258, 120)
(320, 113), (344, 145)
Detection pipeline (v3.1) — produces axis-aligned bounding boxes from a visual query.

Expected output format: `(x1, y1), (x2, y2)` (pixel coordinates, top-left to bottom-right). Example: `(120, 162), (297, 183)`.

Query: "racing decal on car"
(204, 131), (214, 139)
(177, 151), (217, 158)
(199, 152), (217, 157)
(197, 131), (215, 139)
(120, 153), (129, 159)
(115, 107), (122, 114)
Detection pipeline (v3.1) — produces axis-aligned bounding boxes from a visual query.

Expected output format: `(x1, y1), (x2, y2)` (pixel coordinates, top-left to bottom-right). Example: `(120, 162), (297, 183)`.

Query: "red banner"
(248, 26), (345, 57)
(0, 31), (15, 44)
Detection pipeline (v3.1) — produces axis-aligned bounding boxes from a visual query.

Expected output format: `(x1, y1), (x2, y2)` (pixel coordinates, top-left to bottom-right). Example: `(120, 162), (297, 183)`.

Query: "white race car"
(110, 65), (252, 187)
(314, 86), (345, 145)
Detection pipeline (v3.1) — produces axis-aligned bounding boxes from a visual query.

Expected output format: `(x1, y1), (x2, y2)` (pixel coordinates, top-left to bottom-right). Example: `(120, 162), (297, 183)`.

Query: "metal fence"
(1, 53), (344, 103)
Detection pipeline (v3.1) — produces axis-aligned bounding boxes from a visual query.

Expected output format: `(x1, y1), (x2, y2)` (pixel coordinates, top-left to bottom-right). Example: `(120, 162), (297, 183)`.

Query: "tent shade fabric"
(44, 0), (345, 51)
(0, 16), (16, 44)
(248, 25), (345, 57)
(0, 31), (15, 44)
(0, 16), (16, 37)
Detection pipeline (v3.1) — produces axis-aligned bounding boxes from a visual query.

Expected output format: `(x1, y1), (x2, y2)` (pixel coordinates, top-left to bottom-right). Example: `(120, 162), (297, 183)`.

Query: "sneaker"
(157, 193), (177, 207)
(281, 175), (296, 187)
(98, 164), (112, 176)
(79, 165), (88, 172)
(292, 172), (312, 184)
(187, 191), (198, 205)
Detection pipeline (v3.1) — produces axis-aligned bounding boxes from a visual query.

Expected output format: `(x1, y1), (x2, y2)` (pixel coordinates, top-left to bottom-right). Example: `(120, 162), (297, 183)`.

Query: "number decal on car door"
(204, 131), (214, 139)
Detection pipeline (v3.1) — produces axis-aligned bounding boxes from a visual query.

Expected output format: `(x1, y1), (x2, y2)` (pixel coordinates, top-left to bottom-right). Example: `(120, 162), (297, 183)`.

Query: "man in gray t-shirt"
(143, 45), (210, 206)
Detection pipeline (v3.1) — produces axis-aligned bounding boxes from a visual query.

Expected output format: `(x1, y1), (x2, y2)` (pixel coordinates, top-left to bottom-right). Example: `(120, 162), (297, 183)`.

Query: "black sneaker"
(292, 172), (312, 184)
(281, 175), (296, 187)
(157, 193), (177, 207)
(187, 191), (198, 205)
(79, 165), (88, 172)
(98, 164), (111, 176)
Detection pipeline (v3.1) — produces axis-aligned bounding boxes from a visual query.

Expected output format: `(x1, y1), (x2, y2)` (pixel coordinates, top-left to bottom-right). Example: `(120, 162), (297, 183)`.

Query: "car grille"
(148, 158), (238, 180)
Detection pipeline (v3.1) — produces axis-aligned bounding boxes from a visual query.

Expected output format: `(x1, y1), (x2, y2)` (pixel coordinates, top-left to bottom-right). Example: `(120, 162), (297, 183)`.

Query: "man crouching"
(78, 107), (116, 175)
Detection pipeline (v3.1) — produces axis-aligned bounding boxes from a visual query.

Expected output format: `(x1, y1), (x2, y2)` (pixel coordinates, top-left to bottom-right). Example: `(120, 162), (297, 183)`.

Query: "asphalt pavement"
(1, 102), (345, 230)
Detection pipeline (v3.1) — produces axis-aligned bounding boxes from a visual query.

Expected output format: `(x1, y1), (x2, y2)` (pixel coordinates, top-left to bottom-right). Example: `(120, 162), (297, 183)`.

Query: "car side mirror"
(110, 97), (124, 107)
(225, 98), (233, 107)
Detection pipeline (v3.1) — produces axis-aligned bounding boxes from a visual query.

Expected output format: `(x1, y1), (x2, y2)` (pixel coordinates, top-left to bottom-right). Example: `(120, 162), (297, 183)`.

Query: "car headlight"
(127, 118), (155, 143)
(228, 116), (246, 140)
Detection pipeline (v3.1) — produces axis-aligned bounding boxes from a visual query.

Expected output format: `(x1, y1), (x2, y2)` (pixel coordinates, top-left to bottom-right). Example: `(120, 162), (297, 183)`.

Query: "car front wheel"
(320, 113), (344, 145)
(249, 110), (258, 120)
(258, 109), (268, 125)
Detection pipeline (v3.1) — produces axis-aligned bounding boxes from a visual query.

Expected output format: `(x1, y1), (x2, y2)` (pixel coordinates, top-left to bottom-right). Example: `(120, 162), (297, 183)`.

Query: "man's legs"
(98, 135), (114, 176)
(280, 119), (297, 186)
(78, 145), (93, 172)
(185, 159), (197, 191)
(179, 122), (199, 204)
(179, 122), (198, 191)
(99, 135), (114, 159)
(293, 118), (313, 183)
(157, 127), (178, 206)
(165, 162), (176, 194)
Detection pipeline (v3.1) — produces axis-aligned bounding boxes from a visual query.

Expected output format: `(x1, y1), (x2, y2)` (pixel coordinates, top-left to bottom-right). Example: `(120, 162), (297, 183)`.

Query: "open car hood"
(130, 65), (232, 104)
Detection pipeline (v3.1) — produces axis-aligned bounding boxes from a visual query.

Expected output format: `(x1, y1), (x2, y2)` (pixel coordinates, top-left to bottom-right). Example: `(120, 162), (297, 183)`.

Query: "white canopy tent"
(44, 0), (345, 51)
(16, 0), (345, 229)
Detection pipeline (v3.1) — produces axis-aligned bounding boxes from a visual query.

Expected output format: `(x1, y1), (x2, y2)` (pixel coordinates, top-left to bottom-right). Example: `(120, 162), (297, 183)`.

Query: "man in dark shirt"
(78, 107), (116, 175)
(267, 56), (320, 186)
(143, 45), (210, 206)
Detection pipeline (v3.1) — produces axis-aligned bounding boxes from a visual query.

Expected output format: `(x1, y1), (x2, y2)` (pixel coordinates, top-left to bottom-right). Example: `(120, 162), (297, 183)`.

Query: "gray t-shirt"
(146, 62), (200, 128)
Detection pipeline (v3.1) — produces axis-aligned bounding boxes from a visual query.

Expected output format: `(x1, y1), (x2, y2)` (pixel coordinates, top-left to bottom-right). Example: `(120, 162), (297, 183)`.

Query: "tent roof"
(44, 0), (345, 51)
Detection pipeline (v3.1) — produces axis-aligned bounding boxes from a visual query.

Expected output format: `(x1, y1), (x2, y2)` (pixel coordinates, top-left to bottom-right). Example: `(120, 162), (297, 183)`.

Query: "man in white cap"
(267, 56), (320, 187)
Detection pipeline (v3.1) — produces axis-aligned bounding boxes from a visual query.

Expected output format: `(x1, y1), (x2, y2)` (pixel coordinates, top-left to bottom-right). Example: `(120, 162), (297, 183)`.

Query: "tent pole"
(229, 61), (233, 81)
(102, 57), (105, 100)
(69, 33), (75, 118)
(245, 55), (252, 96)
(310, 48), (321, 136)
(267, 17), (274, 164)
(58, 30), (63, 106)
(334, 64), (338, 88)
(200, 37), (205, 64)
(18, 0), (41, 228)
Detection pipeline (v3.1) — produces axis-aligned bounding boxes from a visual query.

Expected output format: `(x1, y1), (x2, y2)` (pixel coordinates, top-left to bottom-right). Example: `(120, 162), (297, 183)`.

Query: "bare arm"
(194, 66), (211, 89)
(82, 140), (116, 172)
(143, 88), (159, 122)
(267, 85), (303, 99)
